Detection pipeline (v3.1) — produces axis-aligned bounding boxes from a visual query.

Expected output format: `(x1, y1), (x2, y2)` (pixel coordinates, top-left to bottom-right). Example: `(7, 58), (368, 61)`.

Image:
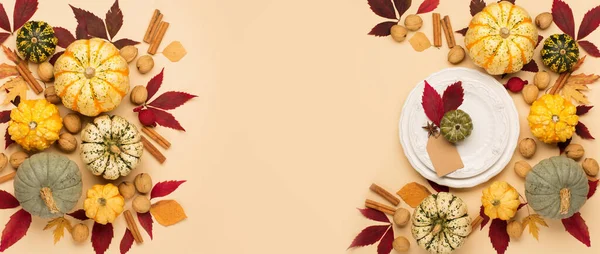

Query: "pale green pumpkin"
(14, 153), (82, 218)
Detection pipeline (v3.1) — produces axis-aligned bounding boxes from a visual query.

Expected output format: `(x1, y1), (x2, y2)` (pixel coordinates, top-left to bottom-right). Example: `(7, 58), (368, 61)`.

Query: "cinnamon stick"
(432, 13), (442, 47)
(369, 184), (400, 206)
(470, 215), (483, 234)
(148, 21), (169, 55)
(144, 9), (163, 43)
(548, 56), (585, 95)
(0, 171), (16, 184)
(142, 127), (171, 149)
(441, 15), (456, 48)
(141, 136), (166, 163)
(365, 199), (395, 215)
(124, 210), (143, 244)
(1, 46), (43, 94)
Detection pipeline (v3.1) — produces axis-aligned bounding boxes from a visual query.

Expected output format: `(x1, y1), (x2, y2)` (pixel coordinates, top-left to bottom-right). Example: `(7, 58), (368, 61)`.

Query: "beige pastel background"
(0, 0), (599, 253)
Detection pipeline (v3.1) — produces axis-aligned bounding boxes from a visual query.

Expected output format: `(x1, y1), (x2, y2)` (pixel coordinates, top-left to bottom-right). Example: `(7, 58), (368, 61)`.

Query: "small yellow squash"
(8, 99), (63, 151)
(83, 183), (125, 225)
(527, 94), (578, 144)
(481, 181), (520, 220)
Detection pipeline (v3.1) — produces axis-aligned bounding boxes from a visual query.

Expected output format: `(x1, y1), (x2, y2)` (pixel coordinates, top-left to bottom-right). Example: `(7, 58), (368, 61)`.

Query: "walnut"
(132, 195), (151, 213)
(120, 45), (138, 63)
(136, 55), (154, 74)
(404, 14), (423, 31)
(63, 113), (82, 134)
(514, 160), (532, 178)
(118, 181), (136, 199)
(582, 158), (599, 177)
(57, 133), (77, 153)
(448, 45), (465, 64)
(392, 236), (410, 252)
(71, 223), (89, 243)
(507, 220), (524, 238)
(130, 85), (148, 105)
(535, 12), (553, 30)
(390, 25), (408, 42)
(565, 144), (584, 160)
(534, 71), (550, 90)
(134, 173), (153, 194)
(37, 62), (54, 82)
(44, 85), (61, 104)
(0, 153), (7, 173)
(522, 84), (539, 105)
(9, 151), (29, 169)
(518, 138), (536, 158)
(393, 208), (410, 227)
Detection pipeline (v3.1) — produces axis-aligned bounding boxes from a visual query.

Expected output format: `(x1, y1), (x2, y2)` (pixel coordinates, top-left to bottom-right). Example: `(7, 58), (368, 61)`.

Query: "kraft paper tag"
(426, 136), (464, 177)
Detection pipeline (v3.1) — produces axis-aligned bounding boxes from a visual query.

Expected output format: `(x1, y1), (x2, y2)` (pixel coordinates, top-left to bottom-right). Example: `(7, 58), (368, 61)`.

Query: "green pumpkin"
(440, 109), (473, 143)
(13, 153), (82, 218)
(16, 21), (58, 63)
(541, 34), (579, 73)
(525, 156), (588, 219)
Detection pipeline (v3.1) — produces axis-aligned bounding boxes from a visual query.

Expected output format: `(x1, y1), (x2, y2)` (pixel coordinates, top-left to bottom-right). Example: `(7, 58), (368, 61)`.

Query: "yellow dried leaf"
(150, 200), (187, 226)
(44, 217), (72, 244)
(409, 32), (431, 52)
(522, 214), (548, 241)
(162, 41), (187, 62)
(0, 63), (19, 79)
(561, 73), (598, 104)
(397, 182), (432, 208)
(0, 76), (28, 105)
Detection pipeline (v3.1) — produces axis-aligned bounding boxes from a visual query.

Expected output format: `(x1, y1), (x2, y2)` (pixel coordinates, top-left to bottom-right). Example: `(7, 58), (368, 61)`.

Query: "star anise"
(422, 122), (440, 138)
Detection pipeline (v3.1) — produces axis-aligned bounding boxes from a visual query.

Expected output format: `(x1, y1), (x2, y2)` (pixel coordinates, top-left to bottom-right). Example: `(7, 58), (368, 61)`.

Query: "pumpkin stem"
(500, 27), (510, 38)
(109, 145), (122, 154)
(559, 188), (571, 215)
(40, 187), (60, 214)
(432, 223), (442, 236)
(84, 67), (96, 79)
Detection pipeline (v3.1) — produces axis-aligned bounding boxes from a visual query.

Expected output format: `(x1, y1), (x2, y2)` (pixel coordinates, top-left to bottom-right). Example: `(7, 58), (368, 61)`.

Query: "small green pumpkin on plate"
(440, 109), (473, 143)
(16, 21), (58, 63)
(541, 34), (579, 73)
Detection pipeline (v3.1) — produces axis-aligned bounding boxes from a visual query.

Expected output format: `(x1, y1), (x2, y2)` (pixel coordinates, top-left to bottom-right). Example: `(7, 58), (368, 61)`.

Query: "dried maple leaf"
(522, 214), (548, 241)
(151, 180), (186, 199)
(91, 222), (114, 254)
(561, 212), (590, 247)
(489, 219), (510, 254)
(1, 77), (28, 105)
(0, 63), (18, 79)
(137, 212), (154, 240)
(43, 217), (72, 244)
(0, 209), (32, 251)
(397, 182), (432, 208)
(561, 73), (598, 104)
(150, 200), (187, 226)
(163, 41), (187, 62)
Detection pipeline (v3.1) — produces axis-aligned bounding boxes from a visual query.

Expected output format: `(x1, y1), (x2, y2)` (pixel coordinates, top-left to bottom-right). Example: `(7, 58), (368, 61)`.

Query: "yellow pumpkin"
(8, 99), (62, 151)
(465, 1), (538, 75)
(54, 38), (130, 117)
(83, 184), (125, 225)
(528, 94), (578, 144)
(481, 181), (520, 220)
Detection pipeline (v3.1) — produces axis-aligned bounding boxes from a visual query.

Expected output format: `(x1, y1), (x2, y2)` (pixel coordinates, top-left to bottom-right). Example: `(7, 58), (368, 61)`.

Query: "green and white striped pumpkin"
(81, 115), (143, 180)
(16, 21), (58, 63)
(412, 192), (471, 254)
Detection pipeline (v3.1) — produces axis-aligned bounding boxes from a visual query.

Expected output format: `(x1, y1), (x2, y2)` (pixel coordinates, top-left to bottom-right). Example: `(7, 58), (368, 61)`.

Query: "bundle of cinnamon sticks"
(144, 9), (170, 55)
(432, 13), (456, 48)
(1, 46), (44, 94)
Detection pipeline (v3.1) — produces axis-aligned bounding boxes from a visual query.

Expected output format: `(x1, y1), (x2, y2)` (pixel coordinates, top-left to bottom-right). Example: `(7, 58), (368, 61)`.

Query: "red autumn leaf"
(588, 180), (598, 199)
(501, 0), (515, 4)
(427, 179), (450, 193)
(489, 219), (510, 254)
(105, 0), (123, 40)
(0, 209), (31, 251)
(456, 27), (468, 36)
(442, 81), (464, 113)
(119, 229), (134, 254)
(376, 226), (394, 254)
(521, 60), (539, 73)
(70, 5), (108, 40)
(148, 92), (197, 110)
(368, 0), (397, 20)
(358, 208), (390, 223)
(137, 212), (153, 240)
(151, 180), (186, 199)
(575, 122), (594, 140)
(49, 51), (64, 65)
(577, 5), (600, 40)
(5, 127), (14, 149)
(576, 105), (593, 115)
(348, 225), (390, 249)
(416, 0), (439, 14)
(12, 0), (37, 32)
(558, 138), (572, 154)
(479, 205), (490, 230)
(112, 38), (139, 50)
(578, 40), (600, 57)
(0, 3), (10, 32)
(53, 27), (76, 48)
(0, 110), (10, 123)
(75, 22), (90, 40)
(9, 94), (19, 108)
(91, 222), (114, 254)
(393, 0), (412, 18)
(552, 0), (575, 38)
(536, 35), (543, 48)
(422, 81), (444, 126)
(0, 32), (9, 45)
(149, 108), (185, 131)
(517, 203), (527, 210)
(146, 68), (164, 101)
(368, 21), (396, 37)
(470, 0), (486, 17)
(0, 190), (19, 209)
(561, 213), (590, 247)
(67, 209), (89, 221)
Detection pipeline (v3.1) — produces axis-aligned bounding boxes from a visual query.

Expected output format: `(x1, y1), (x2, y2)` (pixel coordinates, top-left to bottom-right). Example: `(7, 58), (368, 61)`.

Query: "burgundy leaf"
(470, 0), (486, 16)
(575, 122), (594, 140)
(442, 81), (464, 113)
(67, 209), (89, 221)
(577, 5), (600, 40)
(588, 180), (598, 199)
(480, 206), (490, 230)
(12, 0), (37, 32)
(0, 209), (31, 251)
(561, 213), (590, 247)
(4, 127), (14, 149)
(416, 0), (439, 14)
(119, 229), (134, 254)
(348, 225), (390, 249)
(368, 0), (397, 19)
(0, 32), (9, 45)
(0, 190), (19, 209)
(358, 208), (390, 223)
(151, 180), (187, 199)
(558, 138), (572, 154)
(552, 0), (575, 38)
(576, 105), (593, 115)
(501, 0), (515, 4)
(521, 60), (539, 73)
(105, 0), (123, 40)
(75, 22), (90, 39)
(91, 222), (114, 254)
(70, 5), (108, 40)
(0, 3), (10, 32)
(0, 110), (10, 123)
(146, 68), (164, 101)
(53, 27), (76, 48)
(422, 81), (444, 126)
(112, 38), (139, 50)
(11, 95), (20, 107)
(376, 226), (394, 254)
(368, 21), (396, 37)
(456, 27), (468, 36)
(148, 92), (197, 110)
(427, 179), (450, 193)
(149, 108), (185, 131)
(49, 51), (64, 65)
(517, 203), (527, 210)
(489, 219), (510, 254)
(536, 35), (543, 49)
(578, 40), (600, 57)
(393, 0), (412, 18)
(137, 212), (153, 240)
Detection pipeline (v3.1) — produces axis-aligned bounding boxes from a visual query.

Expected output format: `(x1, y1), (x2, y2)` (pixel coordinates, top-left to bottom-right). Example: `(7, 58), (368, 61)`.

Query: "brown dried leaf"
(150, 200), (187, 226)
(43, 217), (72, 244)
(522, 214), (548, 241)
(0, 76), (28, 105)
(0, 63), (18, 79)
(396, 182), (432, 208)
(561, 73), (599, 104)
(162, 41), (187, 62)
(409, 32), (431, 52)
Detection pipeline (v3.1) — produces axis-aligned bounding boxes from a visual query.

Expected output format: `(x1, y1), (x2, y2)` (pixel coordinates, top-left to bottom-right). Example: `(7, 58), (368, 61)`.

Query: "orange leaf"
(396, 182), (432, 208)
(150, 200), (187, 226)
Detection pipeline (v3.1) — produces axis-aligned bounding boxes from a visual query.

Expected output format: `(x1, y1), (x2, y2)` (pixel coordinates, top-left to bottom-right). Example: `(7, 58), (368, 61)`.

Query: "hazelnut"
(120, 45), (138, 63)
(10, 151), (29, 169)
(582, 158), (599, 177)
(518, 138), (536, 158)
(522, 84), (539, 105)
(0, 153), (7, 173)
(134, 173), (153, 194)
(37, 62), (54, 82)
(392, 236), (410, 252)
(448, 45), (465, 64)
(44, 85), (61, 104)
(390, 25), (408, 42)
(130, 85), (148, 105)
(63, 113), (82, 134)
(534, 71), (550, 90)
(507, 220), (524, 239)
(393, 208), (411, 227)
(535, 12), (553, 30)
(565, 144), (584, 160)
(118, 181), (136, 199)
(71, 223), (89, 243)
(136, 55), (154, 74)
(514, 160), (532, 178)
(132, 195), (151, 213)
(404, 14), (423, 31)
(57, 133), (77, 153)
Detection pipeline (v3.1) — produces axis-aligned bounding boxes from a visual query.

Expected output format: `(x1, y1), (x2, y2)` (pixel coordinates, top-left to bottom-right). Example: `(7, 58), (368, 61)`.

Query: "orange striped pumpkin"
(464, 1), (538, 75)
(54, 38), (130, 116)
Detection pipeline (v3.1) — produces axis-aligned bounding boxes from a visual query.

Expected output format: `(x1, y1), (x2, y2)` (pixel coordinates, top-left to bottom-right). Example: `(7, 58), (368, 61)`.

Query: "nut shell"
(0, 153), (7, 173)
(448, 45), (465, 64)
(535, 12), (553, 30)
(565, 144), (584, 160)
(134, 173), (153, 194)
(522, 84), (539, 105)
(57, 133), (77, 153)
(120, 45), (138, 63)
(118, 181), (136, 199)
(132, 195), (151, 213)
(63, 113), (82, 134)
(582, 158), (599, 177)
(130, 85), (148, 105)
(136, 55), (154, 74)
(9, 151), (29, 169)
(393, 208), (410, 227)
(392, 236), (410, 252)
(390, 25), (408, 42)
(534, 71), (550, 90)
(71, 223), (89, 243)
(514, 160), (532, 178)
(507, 220), (524, 238)
(37, 62), (54, 82)
(518, 138), (536, 158)
(44, 86), (61, 104)
(404, 14), (423, 31)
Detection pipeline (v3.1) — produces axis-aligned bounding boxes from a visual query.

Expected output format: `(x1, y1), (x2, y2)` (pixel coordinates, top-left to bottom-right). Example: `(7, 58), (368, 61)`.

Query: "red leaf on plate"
(146, 68), (164, 101)
(489, 219), (510, 254)
(49, 51), (64, 65)
(427, 180), (450, 193)
(70, 5), (108, 40)
(480, 206), (490, 230)
(0, 32), (9, 45)
(470, 0), (486, 16)
(151, 180), (186, 199)
(376, 226), (394, 254)
(416, 0), (439, 14)
(577, 5), (600, 40)
(578, 40), (600, 57)
(0, 190), (19, 209)
(442, 81), (464, 113)
(0, 209), (32, 251)
(575, 122), (594, 140)
(561, 213), (590, 247)
(5, 127), (14, 149)
(422, 81), (444, 126)
(358, 208), (390, 223)
(348, 225), (390, 249)
(105, 0), (123, 40)
(588, 180), (598, 199)
(53, 27), (76, 48)
(67, 209), (89, 221)
(368, 0), (397, 20)
(119, 229), (134, 254)
(558, 138), (572, 154)
(12, 0), (37, 32)
(521, 60), (539, 73)
(0, 4), (10, 32)
(393, 0), (412, 18)
(456, 27), (468, 36)
(137, 212), (153, 240)
(536, 35), (543, 48)
(91, 222), (114, 254)
(368, 21), (396, 37)
(0, 110), (10, 123)
(576, 105), (593, 115)
(149, 108), (185, 131)
(148, 92), (197, 110)
(112, 38), (139, 50)
(75, 22), (90, 39)
(552, 0), (575, 38)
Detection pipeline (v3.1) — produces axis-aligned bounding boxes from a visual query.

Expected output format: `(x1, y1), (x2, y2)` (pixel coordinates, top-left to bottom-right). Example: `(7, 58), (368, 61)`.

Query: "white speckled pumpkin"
(81, 115), (143, 180)
(53, 38), (130, 116)
(465, 1), (538, 75)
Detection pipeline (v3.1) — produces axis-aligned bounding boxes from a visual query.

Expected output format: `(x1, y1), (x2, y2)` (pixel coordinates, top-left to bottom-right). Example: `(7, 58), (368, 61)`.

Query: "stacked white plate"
(399, 68), (519, 188)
